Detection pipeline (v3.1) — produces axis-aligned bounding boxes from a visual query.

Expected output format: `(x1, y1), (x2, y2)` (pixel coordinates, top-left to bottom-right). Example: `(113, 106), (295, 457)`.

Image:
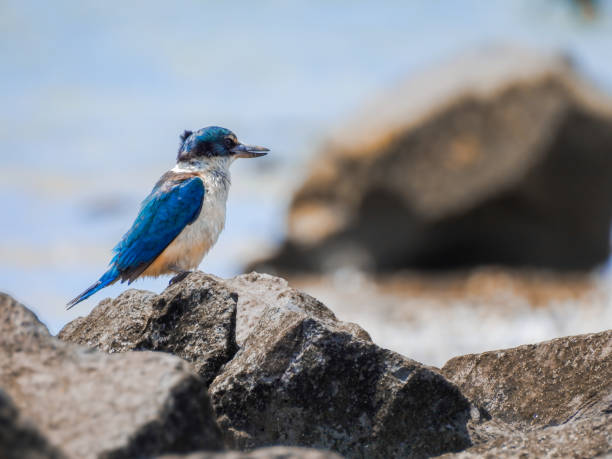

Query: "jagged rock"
(159, 446), (344, 458)
(441, 330), (612, 428)
(0, 388), (66, 459)
(254, 48), (612, 273)
(224, 272), (371, 346)
(440, 330), (612, 458)
(60, 272), (472, 457)
(210, 273), (473, 458)
(0, 292), (224, 459)
(59, 275), (238, 386)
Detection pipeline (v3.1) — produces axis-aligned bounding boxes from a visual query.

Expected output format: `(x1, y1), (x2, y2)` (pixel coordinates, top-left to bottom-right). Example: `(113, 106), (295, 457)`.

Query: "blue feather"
(67, 175), (205, 308)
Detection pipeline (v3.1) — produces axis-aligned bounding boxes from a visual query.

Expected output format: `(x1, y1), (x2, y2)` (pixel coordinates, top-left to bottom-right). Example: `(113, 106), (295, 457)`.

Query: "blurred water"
(1, 0), (612, 334)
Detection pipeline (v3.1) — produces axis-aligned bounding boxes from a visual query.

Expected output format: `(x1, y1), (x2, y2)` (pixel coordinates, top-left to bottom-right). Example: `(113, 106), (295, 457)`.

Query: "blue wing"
(112, 175), (205, 282)
(67, 174), (205, 309)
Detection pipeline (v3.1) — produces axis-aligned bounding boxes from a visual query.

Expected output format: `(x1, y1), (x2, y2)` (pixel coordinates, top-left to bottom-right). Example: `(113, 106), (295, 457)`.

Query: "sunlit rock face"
(440, 330), (612, 458)
(253, 48), (612, 274)
(0, 292), (224, 459)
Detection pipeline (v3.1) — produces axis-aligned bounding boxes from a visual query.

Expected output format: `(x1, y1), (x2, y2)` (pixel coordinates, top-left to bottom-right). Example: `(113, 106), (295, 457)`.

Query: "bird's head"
(177, 126), (269, 163)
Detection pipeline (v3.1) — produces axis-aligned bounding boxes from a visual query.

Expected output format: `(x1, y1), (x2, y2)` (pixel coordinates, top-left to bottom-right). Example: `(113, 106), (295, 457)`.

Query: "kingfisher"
(67, 126), (269, 308)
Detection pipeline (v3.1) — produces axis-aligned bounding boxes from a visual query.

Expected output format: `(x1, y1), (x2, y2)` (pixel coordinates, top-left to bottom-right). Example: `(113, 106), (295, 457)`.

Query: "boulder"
(59, 275), (238, 386)
(61, 272), (473, 458)
(440, 330), (612, 458)
(0, 292), (224, 459)
(441, 330), (612, 428)
(0, 388), (66, 459)
(158, 446), (344, 458)
(253, 48), (612, 273)
(210, 273), (473, 458)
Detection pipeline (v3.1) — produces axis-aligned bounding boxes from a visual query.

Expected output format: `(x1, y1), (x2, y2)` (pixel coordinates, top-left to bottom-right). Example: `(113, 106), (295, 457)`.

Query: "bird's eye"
(224, 138), (236, 148)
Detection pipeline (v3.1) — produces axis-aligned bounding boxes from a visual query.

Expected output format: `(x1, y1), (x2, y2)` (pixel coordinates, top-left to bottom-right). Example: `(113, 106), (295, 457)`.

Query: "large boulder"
(0, 389), (66, 459)
(253, 48), (612, 273)
(59, 275), (238, 386)
(440, 330), (612, 457)
(441, 330), (612, 428)
(0, 292), (224, 459)
(210, 274), (472, 458)
(61, 272), (473, 458)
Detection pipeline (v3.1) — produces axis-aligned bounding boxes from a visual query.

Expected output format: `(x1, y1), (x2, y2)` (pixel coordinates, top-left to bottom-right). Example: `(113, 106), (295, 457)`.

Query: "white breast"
(174, 167), (230, 269)
(143, 159), (232, 277)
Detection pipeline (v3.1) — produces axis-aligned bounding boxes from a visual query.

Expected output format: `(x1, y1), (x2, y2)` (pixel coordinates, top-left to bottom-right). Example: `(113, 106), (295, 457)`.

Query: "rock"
(0, 292), (224, 459)
(210, 272), (473, 458)
(0, 388), (66, 459)
(440, 414), (612, 458)
(440, 330), (612, 458)
(441, 330), (612, 428)
(253, 48), (612, 273)
(59, 275), (238, 386)
(158, 446), (344, 458)
(224, 272), (371, 346)
(60, 272), (472, 457)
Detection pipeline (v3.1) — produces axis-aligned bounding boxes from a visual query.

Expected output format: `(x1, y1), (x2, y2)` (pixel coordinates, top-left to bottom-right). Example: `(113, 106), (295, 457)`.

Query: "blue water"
(2, 0), (612, 333)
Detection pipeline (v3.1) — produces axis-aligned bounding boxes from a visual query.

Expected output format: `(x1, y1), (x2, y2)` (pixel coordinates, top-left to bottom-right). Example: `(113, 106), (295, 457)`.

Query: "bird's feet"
(169, 271), (191, 286)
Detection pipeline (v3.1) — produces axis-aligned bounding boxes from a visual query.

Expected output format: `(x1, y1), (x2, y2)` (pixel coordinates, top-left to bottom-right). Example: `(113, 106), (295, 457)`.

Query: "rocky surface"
(0, 388), (66, 459)
(253, 48), (612, 273)
(442, 329), (612, 428)
(211, 273), (472, 458)
(59, 275), (238, 386)
(440, 330), (612, 458)
(50, 272), (612, 457)
(61, 272), (473, 458)
(0, 292), (224, 459)
(159, 446), (344, 458)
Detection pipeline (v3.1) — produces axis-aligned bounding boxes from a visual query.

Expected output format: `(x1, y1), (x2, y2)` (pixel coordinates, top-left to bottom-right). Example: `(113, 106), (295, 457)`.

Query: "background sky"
(1, 0), (612, 334)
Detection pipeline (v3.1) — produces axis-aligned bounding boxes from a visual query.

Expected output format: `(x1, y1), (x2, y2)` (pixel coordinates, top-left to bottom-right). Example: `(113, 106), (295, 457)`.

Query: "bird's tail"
(66, 266), (120, 309)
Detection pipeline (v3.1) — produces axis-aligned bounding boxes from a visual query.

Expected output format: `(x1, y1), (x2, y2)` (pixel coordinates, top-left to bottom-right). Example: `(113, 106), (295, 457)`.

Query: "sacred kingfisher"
(67, 126), (269, 308)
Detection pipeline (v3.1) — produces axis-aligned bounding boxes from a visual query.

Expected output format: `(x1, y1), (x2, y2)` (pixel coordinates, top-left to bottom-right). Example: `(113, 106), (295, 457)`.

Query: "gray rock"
(0, 292), (224, 459)
(253, 48), (612, 273)
(439, 414), (612, 458)
(440, 330), (612, 458)
(59, 272), (472, 457)
(442, 330), (612, 428)
(210, 272), (473, 458)
(159, 446), (344, 458)
(59, 275), (238, 386)
(0, 388), (66, 459)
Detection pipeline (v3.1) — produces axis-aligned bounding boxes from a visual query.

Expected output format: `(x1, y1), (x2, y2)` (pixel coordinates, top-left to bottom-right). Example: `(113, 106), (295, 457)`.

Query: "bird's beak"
(230, 142), (269, 158)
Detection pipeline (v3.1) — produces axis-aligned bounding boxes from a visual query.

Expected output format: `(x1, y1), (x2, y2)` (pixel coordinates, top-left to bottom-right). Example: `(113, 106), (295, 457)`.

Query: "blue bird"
(67, 126), (269, 308)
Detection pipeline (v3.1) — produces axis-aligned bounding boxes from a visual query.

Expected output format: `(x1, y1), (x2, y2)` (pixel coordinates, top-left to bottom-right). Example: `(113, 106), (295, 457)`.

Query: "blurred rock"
(158, 446), (344, 459)
(210, 273), (472, 458)
(0, 388), (66, 459)
(291, 267), (608, 368)
(0, 292), (224, 459)
(440, 330), (612, 458)
(59, 275), (238, 386)
(254, 48), (612, 273)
